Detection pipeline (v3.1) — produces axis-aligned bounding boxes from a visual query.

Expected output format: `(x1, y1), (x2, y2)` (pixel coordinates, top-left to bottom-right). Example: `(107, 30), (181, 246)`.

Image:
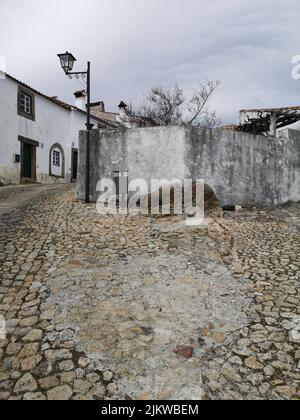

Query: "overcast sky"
(0, 0), (299, 123)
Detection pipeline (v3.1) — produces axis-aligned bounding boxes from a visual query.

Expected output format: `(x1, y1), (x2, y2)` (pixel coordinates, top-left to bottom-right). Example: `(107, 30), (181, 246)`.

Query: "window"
(49, 143), (65, 178)
(52, 150), (60, 167)
(18, 87), (35, 120)
(20, 92), (32, 115)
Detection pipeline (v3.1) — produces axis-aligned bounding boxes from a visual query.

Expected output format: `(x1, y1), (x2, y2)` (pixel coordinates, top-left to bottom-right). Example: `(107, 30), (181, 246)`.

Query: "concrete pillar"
(269, 113), (277, 138)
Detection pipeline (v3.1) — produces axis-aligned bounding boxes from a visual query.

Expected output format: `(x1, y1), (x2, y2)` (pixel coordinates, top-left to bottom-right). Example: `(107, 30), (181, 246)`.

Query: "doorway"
(19, 136), (38, 183)
(71, 148), (78, 182)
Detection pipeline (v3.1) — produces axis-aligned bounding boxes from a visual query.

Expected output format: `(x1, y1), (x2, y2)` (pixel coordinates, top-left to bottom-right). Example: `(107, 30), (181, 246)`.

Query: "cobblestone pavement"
(0, 184), (47, 202)
(0, 184), (61, 216)
(0, 184), (299, 400)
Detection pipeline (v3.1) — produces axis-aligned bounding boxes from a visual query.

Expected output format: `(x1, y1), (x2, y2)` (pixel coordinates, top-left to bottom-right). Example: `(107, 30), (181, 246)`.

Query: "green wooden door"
(23, 143), (32, 178)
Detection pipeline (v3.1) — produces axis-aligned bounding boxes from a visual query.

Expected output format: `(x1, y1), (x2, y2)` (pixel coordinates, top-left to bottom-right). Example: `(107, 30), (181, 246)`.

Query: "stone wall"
(77, 126), (300, 206)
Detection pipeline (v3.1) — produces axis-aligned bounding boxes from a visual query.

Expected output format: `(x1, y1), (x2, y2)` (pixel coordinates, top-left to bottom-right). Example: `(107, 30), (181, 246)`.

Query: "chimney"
(90, 101), (105, 113)
(74, 90), (86, 111)
(118, 101), (128, 120)
(98, 101), (105, 113)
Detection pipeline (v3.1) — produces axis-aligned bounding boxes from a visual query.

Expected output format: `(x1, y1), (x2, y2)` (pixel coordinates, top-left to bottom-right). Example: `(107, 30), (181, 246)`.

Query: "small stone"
(38, 376), (60, 390)
(60, 329), (74, 341)
(276, 386), (296, 399)
(14, 373), (38, 393)
(0, 339), (8, 349)
(74, 380), (91, 395)
(86, 373), (100, 385)
(78, 357), (90, 369)
(72, 393), (93, 401)
(208, 381), (224, 392)
(200, 328), (212, 338)
(59, 360), (74, 371)
(3, 356), (20, 371)
(90, 385), (106, 399)
(107, 381), (118, 397)
(103, 371), (114, 382)
(281, 321), (295, 330)
(259, 383), (271, 395)
(204, 369), (220, 382)
(20, 317), (38, 328)
(228, 356), (243, 366)
(18, 343), (39, 359)
(245, 357), (264, 370)
(32, 361), (53, 378)
(44, 349), (72, 361)
(234, 262), (244, 274)
(129, 326), (143, 335)
(47, 385), (73, 401)
(269, 332), (285, 342)
(175, 345), (194, 359)
(23, 392), (46, 401)
(250, 332), (266, 344)
(0, 372), (8, 381)
(40, 310), (56, 321)
(221, 363), (242, 382)
(264, 365), (275, 377)
(212, 333), (226, 343)
(22, 329), (43, 343)
(75, 368), (85, 379)
(247, 373), (264, 386)
(0, 379), (13, 393)
(10, 371), (22, 380)
(69, 260), (81, 266)
(60, 371), (76, 385)
(271, 361), (288, 370)
(6, 342), (22, 356)
(21, 356), (42, 372)
(0, 392), (10, 400)
(233, 347), (252, 357)
(289, 330), (300, 344)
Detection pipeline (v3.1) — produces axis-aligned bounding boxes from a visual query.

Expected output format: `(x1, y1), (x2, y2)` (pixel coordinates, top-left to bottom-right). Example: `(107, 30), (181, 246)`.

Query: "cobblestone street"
(0, 184), (299, 400)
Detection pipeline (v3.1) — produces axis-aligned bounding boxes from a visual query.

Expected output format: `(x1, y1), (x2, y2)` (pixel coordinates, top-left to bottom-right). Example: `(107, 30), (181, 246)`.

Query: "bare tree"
(123, 81), (220, 128)
(140, 83), (184, 126)
(184, 81), (220, 127)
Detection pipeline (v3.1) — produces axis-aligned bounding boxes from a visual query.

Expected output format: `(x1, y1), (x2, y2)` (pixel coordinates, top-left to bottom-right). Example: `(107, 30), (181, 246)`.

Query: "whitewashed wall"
(0, 76), (98, 185)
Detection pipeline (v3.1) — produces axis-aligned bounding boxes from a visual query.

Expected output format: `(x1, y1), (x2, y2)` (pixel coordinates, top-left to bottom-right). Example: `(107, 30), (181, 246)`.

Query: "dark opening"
(72, 149), (78, 182)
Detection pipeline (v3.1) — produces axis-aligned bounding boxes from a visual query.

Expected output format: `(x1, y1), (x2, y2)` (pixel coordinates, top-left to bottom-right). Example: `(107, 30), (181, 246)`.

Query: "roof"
(239, 106), (300, 135)
(91, 110), (119, 124)
(5, 73), (116, 128)
(240, 106), (300, 113)
(219, 124), (239, 130)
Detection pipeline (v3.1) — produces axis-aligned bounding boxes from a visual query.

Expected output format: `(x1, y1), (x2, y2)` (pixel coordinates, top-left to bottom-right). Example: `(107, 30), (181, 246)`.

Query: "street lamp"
(57, 51), (93, 204)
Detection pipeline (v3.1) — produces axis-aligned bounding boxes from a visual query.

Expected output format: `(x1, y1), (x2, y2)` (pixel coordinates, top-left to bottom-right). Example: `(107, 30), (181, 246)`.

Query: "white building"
(0, 73), (116, 186)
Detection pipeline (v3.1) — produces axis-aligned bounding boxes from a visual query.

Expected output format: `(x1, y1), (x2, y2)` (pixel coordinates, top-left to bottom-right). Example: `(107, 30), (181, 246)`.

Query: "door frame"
(71, 147), (78, 183)
(18, 136), (39, 183)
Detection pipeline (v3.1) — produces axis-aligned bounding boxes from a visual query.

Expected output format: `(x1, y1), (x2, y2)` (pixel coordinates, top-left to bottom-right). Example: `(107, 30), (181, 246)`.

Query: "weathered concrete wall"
(188, 127), (300, 206)
(77, 126), (300, 206)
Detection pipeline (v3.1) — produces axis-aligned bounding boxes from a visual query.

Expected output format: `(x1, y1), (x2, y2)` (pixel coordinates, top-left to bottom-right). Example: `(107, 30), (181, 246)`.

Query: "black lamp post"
(57, 52), (93, 204)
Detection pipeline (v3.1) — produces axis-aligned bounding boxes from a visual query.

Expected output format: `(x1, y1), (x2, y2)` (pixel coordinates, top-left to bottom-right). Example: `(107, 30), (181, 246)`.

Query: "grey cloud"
(0, 0), (299, 124)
